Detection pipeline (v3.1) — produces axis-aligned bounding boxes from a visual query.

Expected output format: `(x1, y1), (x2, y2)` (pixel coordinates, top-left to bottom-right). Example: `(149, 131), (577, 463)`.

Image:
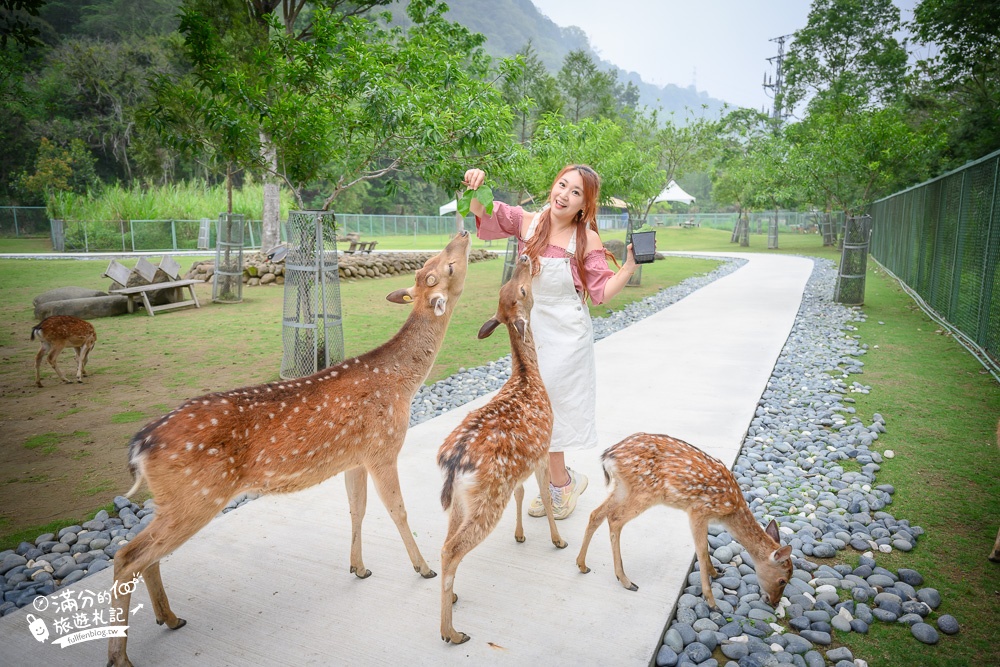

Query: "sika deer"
(106, 231), (471, 667)
(438, 254), (567, 645)
(31, 315), (97, 387)
(577, 433), (793, 609)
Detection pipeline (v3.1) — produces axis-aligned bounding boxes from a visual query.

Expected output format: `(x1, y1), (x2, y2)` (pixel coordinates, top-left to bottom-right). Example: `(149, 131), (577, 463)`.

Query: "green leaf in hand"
(456, 184), (494, 217)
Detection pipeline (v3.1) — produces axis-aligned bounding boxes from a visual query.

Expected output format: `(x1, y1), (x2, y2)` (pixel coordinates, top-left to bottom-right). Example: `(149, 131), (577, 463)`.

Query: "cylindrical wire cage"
(213, 213), (245, 303)
(500, 236), (519, 285)
(834, 215), (873, 305)
(279, 211), (345, 380)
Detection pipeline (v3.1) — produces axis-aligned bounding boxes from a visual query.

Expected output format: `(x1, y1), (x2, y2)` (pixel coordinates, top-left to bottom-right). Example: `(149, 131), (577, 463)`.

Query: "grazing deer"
(576, 433), (793, 609)
(438, 254), (567, 645)
(106, 231), (471, 667)
(31, 315), (97, 387)
(990, 419), (1000, 563)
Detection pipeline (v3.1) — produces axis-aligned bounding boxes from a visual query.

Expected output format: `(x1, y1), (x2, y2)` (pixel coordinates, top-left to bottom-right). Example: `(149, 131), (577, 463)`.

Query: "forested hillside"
(395, 0), (728, 115)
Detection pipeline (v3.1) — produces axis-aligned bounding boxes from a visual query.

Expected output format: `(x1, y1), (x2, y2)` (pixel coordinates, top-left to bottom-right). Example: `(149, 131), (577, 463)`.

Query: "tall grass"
(47, 179), (296, 222)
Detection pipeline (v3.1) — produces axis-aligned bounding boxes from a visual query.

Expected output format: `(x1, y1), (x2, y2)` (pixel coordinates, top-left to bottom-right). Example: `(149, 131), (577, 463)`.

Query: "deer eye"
(520, 287), (526, 296)
(448, 263), (454, 276)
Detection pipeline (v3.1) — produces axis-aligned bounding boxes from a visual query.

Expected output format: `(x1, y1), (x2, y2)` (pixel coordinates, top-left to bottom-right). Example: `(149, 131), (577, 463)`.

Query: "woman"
(463, 164), (638, 519)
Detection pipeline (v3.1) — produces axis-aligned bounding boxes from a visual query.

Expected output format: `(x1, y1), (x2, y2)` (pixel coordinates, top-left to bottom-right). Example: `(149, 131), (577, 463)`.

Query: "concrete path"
(0, 253), (814, 666)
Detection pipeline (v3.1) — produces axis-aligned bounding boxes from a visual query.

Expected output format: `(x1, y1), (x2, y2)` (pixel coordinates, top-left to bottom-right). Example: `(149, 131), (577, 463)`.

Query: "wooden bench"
(359, 241), (377, 253)
(104, 256), (202, 317)
(680, 220), (698, 228)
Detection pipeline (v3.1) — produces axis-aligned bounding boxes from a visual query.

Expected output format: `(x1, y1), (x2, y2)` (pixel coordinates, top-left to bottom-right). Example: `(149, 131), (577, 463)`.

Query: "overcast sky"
(531, 0), (919, 112)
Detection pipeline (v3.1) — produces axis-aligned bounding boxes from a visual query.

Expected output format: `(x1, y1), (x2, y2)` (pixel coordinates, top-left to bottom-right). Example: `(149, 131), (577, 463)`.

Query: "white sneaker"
(527, 468), (588, 520)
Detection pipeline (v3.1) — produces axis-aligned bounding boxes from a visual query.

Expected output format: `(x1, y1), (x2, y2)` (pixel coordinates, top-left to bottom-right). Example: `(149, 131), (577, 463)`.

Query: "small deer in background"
(106, 231), (471, 667)
(438, 254), (567, 645)
(31, 315), (96, 387)
(990, 419), (1000, 563)
(577, 433), (793, 608)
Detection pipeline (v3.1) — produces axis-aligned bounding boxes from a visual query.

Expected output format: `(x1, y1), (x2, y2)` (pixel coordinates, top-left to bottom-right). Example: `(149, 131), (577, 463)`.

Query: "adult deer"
(577, 433), (793, 609)
(31, 315), (96, 387)
(438, 254), (567, 645)
(107, 231), (471, 667)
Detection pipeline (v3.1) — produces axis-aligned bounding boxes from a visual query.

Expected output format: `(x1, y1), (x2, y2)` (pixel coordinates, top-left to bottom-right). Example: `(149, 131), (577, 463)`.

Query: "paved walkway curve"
(0, 253), (814, 666)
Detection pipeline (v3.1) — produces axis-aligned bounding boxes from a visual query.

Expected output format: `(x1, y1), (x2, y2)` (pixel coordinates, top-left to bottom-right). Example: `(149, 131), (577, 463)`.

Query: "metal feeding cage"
(767, 211), (779, 249)
(279, 210), (345, 380)
(213, 213), (245, 303)
(834, 215), (873, 305)
(500, 236), (519, 285)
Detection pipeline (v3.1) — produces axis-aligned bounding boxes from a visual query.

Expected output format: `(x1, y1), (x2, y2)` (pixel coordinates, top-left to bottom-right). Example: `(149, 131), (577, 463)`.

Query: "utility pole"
(763, 34), (792, 126)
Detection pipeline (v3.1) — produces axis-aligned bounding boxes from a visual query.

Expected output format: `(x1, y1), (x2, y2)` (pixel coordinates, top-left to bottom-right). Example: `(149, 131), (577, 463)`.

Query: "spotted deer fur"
(106, 231), (471, 667)
(437, 254), (566, 645)
(577, 433), (793, 608)
(31, 315), (97, 387)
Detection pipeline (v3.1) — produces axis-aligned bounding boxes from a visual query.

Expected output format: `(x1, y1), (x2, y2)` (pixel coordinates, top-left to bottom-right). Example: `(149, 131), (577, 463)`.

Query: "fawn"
(990, 419), (1000, 563)
(31, 315), (97, 387)
(437, 254), (567, 645)
(577, 433), (793, 608)
(106, 231), (471, 667)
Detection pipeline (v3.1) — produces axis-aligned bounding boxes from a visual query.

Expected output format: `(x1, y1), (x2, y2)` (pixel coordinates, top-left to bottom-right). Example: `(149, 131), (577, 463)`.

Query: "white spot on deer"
(208, 448), (218, 455)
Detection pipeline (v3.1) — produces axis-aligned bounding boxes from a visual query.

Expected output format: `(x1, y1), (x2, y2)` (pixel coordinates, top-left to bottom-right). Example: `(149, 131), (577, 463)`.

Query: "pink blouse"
(476, 202), (615, 305)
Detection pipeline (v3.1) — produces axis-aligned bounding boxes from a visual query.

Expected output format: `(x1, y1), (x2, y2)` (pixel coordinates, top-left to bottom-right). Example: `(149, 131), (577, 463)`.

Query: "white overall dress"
(523, 214), (599, 453)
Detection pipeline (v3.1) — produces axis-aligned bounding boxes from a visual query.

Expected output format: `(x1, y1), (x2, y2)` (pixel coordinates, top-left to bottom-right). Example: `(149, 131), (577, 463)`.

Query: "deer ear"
(514, 318), (526, 342)
(478, 317), (500, 339)
(386, 287), (414, 304)
(772, 545), (793, 563)
(431, 295), (447, 316)
(764, 519), (780, 543)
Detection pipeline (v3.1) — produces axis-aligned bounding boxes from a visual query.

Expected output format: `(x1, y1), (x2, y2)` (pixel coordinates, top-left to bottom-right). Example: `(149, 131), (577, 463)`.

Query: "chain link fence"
(0, 207), (49, 237)
(869, 148), (1000, 369)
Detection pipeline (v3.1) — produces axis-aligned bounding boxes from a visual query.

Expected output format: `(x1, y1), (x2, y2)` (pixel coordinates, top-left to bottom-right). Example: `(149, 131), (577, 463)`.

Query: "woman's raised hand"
(463, 169), (486, 190)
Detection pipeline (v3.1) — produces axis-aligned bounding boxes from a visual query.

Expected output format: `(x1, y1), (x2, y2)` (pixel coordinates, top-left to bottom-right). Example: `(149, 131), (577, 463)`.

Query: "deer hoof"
(624, 582), (638, 592)
(554, 539), (568, 549)
(350, 566), (372, 579)
(419, 568), (437, 579)
(452, 593), (458, 604)
(443, 632), (470, 644)
(515, 535), (526, 543)
(578, 565), (591, 574)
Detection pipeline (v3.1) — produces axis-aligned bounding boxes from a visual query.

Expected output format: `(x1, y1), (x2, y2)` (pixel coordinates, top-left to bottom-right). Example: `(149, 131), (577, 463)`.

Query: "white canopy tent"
(653, 180), (696, 205)
(439, 199), (458, 215)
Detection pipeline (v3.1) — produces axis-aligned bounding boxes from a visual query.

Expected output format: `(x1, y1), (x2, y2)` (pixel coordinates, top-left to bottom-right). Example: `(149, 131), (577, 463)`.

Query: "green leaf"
(474, 185), (494, 216)
(456, 189), (475, 217)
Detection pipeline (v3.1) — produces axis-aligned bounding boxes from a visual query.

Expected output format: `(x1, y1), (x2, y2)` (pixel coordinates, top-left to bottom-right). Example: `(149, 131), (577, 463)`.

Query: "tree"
(557, 49), (625, 122)
(500, 41), (562, 145)
(19, 137), (100, 202)
(787, 95), (942, 217)
(909, 0), (1000, 162)
(154, 0), (518, 223)
(781, 0), (908, 114)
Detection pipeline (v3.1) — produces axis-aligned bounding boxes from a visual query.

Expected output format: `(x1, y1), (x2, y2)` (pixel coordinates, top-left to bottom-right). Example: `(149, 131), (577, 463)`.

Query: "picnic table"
(104, 256), (202, 316)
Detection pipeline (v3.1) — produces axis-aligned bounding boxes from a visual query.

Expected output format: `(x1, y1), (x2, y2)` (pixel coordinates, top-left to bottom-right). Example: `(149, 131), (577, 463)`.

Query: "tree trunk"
(260, 131), (281, 251)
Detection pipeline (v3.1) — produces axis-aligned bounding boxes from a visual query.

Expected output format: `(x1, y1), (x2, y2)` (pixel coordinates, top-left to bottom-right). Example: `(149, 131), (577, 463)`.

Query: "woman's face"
(549, 169), (586, 220)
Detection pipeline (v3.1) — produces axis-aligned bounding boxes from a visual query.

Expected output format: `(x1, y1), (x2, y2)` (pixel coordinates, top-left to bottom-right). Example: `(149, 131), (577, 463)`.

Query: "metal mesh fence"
(869, 148), (1000, 368)
(0, 207), (49, 237)
(279, 211), (345, 380)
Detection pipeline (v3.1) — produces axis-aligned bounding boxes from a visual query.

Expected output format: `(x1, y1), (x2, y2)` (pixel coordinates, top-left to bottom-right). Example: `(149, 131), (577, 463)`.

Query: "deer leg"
(607, 504), (644, 591)
(368, 463), (436, 578)
(534, 465), (567, 548)
(440, 509), (493, 645)
(35, 346), (46, 387)
(989, 526), (1000, 562)
(344, 466), (371, 579)
(107, 506), (215, 667)
(576, 498), (612, 574)
(47, 346), (70, 384)
(81, 341), (94, 377)
(73, 346), (84, 382)
(513, 482), (526, 543)
(689, 513), (719, 608)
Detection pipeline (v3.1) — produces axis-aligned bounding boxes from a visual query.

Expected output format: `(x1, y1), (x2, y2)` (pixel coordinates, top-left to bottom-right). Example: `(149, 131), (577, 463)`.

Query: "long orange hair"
(523, 164), (617, 302)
